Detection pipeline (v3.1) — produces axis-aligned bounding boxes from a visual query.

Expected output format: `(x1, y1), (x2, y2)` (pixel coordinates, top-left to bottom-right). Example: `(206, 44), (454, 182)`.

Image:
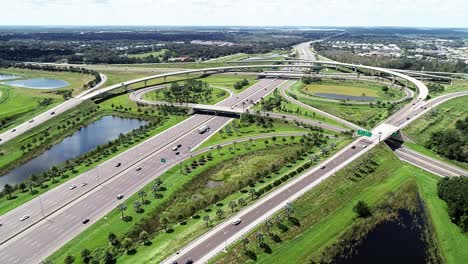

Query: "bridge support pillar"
(405, 80), (408, 88)
(163, 76), (167, 82)
(392, 76), (396, 84)
(144, 80), (147, 87)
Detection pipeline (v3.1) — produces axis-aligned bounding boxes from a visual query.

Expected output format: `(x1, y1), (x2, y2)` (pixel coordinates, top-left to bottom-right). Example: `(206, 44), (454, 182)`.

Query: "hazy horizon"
(1, 0), (467, 28)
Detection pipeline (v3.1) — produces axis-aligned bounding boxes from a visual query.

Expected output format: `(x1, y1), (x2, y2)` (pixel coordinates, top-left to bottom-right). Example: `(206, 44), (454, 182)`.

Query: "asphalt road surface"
(0, 78), (287, 263)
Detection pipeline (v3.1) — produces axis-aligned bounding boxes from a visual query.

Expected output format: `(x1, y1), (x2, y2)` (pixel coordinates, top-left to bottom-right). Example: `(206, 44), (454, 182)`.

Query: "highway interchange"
(0, 40), (466, 263)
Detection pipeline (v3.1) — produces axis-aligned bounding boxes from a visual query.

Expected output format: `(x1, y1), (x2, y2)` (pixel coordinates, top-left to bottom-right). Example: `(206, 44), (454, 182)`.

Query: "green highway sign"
(357, 129), (372, 137)
(160, 158), (166, 163)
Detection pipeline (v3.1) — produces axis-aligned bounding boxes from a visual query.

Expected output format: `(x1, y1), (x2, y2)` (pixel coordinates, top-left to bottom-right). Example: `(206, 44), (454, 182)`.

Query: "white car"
(232, 218), (242, 225)
(69, 185), (77, 190)
(117, 194), (124, 200)
(20, 215), (30, 221)
(172, 146), (178, 151)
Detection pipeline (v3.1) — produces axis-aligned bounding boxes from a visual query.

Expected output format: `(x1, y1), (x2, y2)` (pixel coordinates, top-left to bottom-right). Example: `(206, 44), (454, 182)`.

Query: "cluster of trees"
(426, 117), (467, 162)
(437, 177), (468, 232)
(302, 77), (322, 84)
(162, 80), (212, 104)
(427, 83), (445, 94)
(233, 78), (250, 90)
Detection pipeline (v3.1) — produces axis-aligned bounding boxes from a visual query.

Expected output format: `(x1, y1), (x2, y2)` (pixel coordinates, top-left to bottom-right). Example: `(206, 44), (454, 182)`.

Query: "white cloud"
(1, 0), (467, 27)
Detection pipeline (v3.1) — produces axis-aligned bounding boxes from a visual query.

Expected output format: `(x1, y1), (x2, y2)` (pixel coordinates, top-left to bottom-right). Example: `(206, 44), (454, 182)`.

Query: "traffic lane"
(395, 148), (467, 176)
(0, 116), (232, 263)
(218, 78), (282, 107)
(175, 138), (372, 263)
(395, 150), (458, 177)
(0, 114), (214, 245)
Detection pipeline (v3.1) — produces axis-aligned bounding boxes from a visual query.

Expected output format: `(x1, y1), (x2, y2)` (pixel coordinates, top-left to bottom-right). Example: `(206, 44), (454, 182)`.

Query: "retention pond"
(0, 116), (147, 187)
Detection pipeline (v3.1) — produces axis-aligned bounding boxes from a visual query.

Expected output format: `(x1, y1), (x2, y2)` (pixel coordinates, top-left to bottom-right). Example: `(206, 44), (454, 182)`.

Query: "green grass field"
(127, 49), (169, 59)
(212, 144), (468, 264)
(196, 118), (321, 150)
(300, 79), (405, 102)
(288, 83), (395, 129)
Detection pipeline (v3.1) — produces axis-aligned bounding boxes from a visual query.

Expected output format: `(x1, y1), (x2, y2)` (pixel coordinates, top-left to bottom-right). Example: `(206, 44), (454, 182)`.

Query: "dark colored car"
(116, 162), (121, 167)
(136, 167), (142, 171)
(82, 219), (90, 224)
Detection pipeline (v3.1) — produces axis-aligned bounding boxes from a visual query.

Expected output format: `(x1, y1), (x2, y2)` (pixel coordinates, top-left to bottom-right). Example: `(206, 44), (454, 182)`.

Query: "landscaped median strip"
(163, 137), (366, 263)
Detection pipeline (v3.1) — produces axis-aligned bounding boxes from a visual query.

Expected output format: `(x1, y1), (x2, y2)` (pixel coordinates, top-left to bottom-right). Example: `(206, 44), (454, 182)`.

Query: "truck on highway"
(198, 125), (210, 134)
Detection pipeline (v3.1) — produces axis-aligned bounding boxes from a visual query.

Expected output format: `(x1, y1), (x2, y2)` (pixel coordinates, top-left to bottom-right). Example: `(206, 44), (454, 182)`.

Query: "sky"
(1, 0), (467, 27)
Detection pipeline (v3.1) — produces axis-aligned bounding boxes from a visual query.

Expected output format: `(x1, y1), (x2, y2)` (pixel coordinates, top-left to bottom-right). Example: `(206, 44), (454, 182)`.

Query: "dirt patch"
(206, 180), (224, 188)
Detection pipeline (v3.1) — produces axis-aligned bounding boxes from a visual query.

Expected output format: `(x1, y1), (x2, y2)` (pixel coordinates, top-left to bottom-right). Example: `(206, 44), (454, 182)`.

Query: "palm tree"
(133, 201), (142, 213)
(3, 184), (13, 199)
(216, 208), (224, 219)
(80, 248), (91, 263)
(117, 203), (127, 219)
(238, 197), (246, 206)
(284, 202), (294, 219)
(265, 219), (273, 234)
(203, 215), (211, 228)
(64, 255), (75, 264)
(108, 232), (117, 245)
(242, 237), (250, 252)
(152, 184), (160, 198)
(275, 214), (283, 226)
(139, 230), (149, 245)
(161, 217), (169, 232)
(138, 190), (147, 204)
(248, 188), (256, 200)
(154, 178), (163, 186)
(228, 200), (237, 213)
(255, 232), (265, 247)
(122, 237), (133, 253)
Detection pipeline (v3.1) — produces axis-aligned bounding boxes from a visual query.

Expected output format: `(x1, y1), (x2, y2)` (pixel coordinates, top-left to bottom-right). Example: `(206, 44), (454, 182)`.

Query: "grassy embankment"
(50, 135), (349, 263)
(0, 68), (94, 132)
(0, 93), (186, 215)
(212, 144), (468, 264)
(288, 81), (404, 129)
(403, 96), (468, 170)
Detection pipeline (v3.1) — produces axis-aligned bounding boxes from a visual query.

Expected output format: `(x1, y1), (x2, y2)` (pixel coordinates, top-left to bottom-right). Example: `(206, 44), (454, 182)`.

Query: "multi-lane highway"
(0, 38), (465, 264)
(0, 78), (291, 263)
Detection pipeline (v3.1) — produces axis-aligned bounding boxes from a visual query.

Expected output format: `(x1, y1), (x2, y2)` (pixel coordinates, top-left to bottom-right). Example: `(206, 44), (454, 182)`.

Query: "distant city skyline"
(1, 0), (468, 27)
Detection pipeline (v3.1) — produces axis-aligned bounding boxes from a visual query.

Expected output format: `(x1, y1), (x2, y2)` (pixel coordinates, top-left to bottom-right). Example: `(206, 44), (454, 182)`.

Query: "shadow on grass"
(244, 250), (257, 261)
